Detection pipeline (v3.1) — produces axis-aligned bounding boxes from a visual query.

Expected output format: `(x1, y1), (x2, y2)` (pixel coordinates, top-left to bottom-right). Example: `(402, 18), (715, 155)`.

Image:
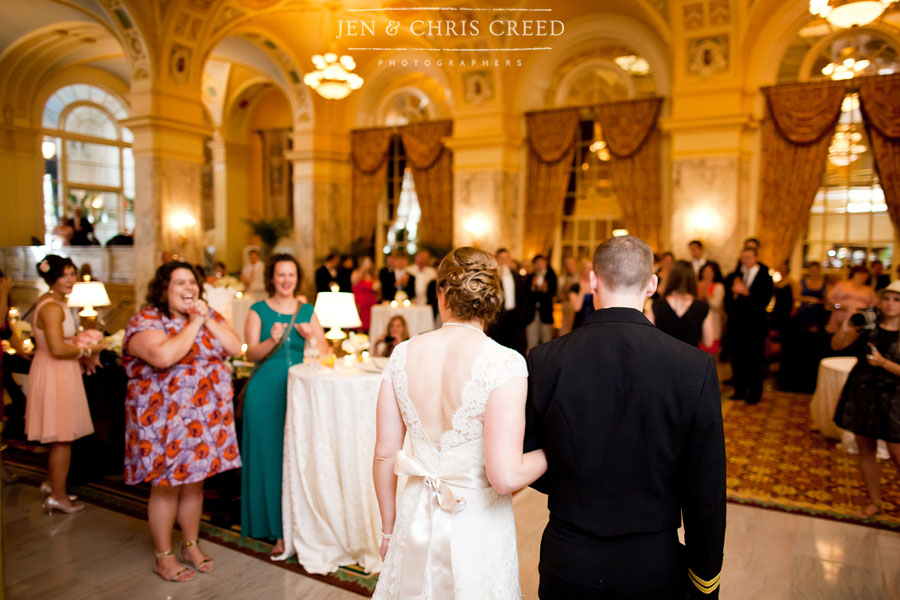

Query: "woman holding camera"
(374, 315), (409, 358)
(832, 280), (900, 519)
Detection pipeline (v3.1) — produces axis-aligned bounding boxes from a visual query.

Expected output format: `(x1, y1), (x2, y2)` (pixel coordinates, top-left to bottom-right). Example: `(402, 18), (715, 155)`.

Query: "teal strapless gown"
(241, 300), (313, 540)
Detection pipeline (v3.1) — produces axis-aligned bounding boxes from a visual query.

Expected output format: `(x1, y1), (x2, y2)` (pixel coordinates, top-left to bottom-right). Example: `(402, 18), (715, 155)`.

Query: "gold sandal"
(180, 539), (215, 574)
(154, 549), (196, 582)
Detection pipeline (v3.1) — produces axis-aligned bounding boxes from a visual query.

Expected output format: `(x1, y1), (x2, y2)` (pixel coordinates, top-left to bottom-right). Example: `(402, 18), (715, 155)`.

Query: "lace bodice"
(373, 337), (527, 600)
(383, 338), (527, 471)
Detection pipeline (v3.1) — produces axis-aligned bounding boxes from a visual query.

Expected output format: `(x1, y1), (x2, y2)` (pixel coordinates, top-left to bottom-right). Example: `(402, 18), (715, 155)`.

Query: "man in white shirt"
(241, 249), (266, 302)
(689, 240), (707, 277)
(487, 248), (525, 354)
(723, 246), (773, 405)
(406, 250), (436, 306)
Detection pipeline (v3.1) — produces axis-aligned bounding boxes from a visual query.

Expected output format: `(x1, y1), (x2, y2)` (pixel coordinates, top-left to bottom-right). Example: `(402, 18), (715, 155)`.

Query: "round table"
(369, 304), (435, 339)
(810, 356), (857, 441)
(274, 363), (384, 574)
(810, 356), (889, 458)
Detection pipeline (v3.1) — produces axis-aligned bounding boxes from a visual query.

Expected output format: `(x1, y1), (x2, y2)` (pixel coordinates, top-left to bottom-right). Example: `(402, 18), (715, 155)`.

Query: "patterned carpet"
(723, 390), (900, 531)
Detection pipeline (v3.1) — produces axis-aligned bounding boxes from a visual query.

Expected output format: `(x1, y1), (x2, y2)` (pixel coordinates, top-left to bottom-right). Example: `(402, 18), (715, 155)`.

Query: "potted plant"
(246, 218), (292, 257)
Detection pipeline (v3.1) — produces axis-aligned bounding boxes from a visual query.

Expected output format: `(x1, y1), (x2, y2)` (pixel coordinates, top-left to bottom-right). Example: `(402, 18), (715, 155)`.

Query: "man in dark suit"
(315, 253), (341, 294)
(724, 246), (774, 404)
(525, 235), (726, 599)
(488, 248), (525, 354)
(871, 260), (891, 291)
(378, 254), (416, 302)
(523, 254), (557, 352)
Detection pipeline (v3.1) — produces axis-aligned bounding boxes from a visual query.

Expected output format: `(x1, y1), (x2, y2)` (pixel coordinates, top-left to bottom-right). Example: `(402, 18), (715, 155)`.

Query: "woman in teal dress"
(242, 254), (330, 555)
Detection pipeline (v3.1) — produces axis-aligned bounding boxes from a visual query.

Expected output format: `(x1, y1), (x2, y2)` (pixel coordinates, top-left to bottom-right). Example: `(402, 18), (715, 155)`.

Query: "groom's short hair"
(592, 236), (654, 293)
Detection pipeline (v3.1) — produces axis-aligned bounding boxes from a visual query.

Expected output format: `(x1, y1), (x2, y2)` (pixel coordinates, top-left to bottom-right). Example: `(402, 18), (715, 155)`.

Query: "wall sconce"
(170, 211), (197, 247)
(688, 207), (722, 236)
(612, 229), (629, 237)
(42, 140), (57, 160)
(464, 215), (490, 245)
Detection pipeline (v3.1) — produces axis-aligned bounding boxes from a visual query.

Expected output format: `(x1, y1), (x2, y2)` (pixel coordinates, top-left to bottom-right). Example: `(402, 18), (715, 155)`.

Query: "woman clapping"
(123, 262), (242, 582)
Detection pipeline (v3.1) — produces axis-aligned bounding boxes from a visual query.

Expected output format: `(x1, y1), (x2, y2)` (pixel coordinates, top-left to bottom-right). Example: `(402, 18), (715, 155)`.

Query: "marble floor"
(3, 481), (900, 599)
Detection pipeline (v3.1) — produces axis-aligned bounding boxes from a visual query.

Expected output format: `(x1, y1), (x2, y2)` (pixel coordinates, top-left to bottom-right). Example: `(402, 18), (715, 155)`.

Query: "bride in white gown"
(372, 247), (547, 600)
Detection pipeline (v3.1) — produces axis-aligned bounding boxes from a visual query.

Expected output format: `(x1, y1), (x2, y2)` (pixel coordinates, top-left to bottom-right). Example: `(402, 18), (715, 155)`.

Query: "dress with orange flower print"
(123, 306), (241, 486)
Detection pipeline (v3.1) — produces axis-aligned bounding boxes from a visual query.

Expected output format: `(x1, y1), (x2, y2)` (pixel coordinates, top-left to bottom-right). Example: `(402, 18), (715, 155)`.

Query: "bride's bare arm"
(373, 379), (406, 558)
(484, 377), (548, 495)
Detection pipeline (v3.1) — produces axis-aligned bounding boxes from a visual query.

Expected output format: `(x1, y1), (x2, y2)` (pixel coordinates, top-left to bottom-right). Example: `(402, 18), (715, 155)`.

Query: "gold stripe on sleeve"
(688, 568), (721, 594)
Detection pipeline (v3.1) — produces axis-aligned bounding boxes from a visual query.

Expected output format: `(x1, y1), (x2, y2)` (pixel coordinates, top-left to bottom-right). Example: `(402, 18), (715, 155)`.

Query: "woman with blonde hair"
(373, 315), (409, 358)
(372, 247), (547, 599)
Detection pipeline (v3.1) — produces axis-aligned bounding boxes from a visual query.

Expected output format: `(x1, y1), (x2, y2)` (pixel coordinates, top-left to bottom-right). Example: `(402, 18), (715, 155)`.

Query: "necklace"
(442, 321), (485, 334)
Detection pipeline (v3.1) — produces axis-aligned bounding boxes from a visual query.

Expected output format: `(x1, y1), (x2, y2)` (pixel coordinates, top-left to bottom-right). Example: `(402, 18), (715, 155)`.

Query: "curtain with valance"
(401, 120), (454, 250)
(350, 128), (392, 246)
(858, 74), (900, 238)
(593, 98), (664, 251)
(757, 81), (845, 268)
(523, 108), (580, 259)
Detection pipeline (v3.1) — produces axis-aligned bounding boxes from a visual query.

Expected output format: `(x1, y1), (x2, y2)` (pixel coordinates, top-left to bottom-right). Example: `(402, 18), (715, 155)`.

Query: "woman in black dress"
(645, 260), (713, 348)
(832, 280), (900, 519)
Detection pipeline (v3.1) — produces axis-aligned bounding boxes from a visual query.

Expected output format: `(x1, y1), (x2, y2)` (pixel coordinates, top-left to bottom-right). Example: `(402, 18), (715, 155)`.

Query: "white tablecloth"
(810, 357), (857, 441)
(810, 356), (889, 458)
(275, 363), (384, 574)
(369, 304), (435, 339)
(205, 288), (254, 342)
(231, 297), (253, 342)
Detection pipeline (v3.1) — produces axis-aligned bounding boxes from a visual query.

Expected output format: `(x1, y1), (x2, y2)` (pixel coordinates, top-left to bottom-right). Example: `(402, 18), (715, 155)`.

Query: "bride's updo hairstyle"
(437, 247), (504, 324)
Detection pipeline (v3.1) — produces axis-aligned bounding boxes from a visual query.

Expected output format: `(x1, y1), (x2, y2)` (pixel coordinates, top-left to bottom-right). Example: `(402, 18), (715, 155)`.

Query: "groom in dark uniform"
(525, 235), (726, 598)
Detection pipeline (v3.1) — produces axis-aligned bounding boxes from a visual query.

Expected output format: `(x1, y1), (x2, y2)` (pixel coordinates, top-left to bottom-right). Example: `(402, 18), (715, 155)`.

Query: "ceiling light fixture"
(809, 0), (897, 29)
(304, 5), (363, 100)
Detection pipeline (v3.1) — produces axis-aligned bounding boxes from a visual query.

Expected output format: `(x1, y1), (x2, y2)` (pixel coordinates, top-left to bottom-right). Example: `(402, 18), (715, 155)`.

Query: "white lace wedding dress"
(372, 338), (527, 600)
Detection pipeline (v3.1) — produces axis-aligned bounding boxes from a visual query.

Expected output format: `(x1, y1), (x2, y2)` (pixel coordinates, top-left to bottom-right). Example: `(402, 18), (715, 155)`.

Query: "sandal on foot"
(181, 539), (215, 574)
(154, 550), (196, 582)
(859, 503), (881, 519)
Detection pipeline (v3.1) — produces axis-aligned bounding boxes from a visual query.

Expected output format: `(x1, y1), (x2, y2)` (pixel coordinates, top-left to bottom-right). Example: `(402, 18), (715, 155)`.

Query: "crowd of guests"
(3, 234), (899, 584)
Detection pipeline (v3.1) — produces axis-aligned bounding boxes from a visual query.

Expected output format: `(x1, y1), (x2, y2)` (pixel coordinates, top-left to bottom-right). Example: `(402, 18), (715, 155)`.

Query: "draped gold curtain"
(523, 108), (579, 259)
(858, 74), (900, 237)
(401, 120), (454, 250)
(350, 128), (392, 245)
(594, 98), (664, 251)
(757, 81), (845, 268)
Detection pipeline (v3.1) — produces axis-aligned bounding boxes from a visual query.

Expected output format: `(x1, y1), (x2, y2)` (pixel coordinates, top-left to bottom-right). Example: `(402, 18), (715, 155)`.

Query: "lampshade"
(313, 292), (362, 339)
(67, 281), (110, 318)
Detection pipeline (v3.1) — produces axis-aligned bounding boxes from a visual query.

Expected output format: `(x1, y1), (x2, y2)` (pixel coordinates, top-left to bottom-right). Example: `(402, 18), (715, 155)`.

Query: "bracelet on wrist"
(381, 532), (393, 540)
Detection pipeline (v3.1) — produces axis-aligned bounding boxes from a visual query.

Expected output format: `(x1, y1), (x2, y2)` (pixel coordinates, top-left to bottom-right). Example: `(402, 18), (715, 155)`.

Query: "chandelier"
(828, 124), (867, 166)
(809, 0), (897, 28)
(303, 53), (363, 100)
(589, 140), (611, 161)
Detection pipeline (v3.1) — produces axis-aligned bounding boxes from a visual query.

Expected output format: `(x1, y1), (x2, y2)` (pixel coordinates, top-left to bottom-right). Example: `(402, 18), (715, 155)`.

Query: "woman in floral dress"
(124, 262), (242, 582)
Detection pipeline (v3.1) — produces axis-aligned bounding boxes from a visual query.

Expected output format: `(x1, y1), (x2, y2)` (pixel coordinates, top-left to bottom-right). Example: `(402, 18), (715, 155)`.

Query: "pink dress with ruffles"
(25, 298), (94, 443)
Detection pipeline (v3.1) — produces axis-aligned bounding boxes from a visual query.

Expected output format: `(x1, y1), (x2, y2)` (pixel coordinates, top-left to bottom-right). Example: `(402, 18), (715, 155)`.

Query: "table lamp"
(67, 276), (110, 328)
(313, 291), (362, 357)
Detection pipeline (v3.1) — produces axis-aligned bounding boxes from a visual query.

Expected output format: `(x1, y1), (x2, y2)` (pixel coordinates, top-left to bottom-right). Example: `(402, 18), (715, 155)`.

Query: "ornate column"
(0, 124), (44, 246)
(663, 0), (759, 264)
(122, 89), (211, 301)
(286, 125), (351, 299)
(209, 132), (249, 272)
(445, 110), (524, 257)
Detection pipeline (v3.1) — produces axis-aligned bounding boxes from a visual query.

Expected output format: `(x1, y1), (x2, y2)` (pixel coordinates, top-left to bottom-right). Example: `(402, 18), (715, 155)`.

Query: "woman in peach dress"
(826, 265), (877, 333)
(26, 255), (104, 515)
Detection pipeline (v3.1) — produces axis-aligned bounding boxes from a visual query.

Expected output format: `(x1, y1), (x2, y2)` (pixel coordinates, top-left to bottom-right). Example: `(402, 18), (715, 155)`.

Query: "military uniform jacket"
(524, 307), (726, 598)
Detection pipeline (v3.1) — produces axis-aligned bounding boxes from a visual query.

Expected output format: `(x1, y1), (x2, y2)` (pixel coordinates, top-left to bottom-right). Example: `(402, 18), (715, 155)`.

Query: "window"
(803, 93), (892, 269)
(375, 90), (430, 260)
(381, 135), (421, 257)
(41, 85), (133, 246)
(556, 118), (625, 265)
(778, 26), (899, 272)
